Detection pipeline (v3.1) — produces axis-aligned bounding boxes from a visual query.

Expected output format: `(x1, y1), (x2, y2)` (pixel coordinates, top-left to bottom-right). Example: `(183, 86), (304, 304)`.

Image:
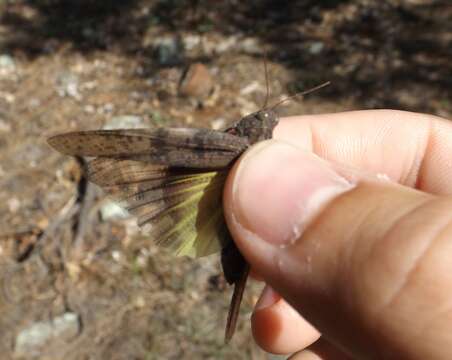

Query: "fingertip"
(252, 286), (320, 354)
(224, 139), (354, 278)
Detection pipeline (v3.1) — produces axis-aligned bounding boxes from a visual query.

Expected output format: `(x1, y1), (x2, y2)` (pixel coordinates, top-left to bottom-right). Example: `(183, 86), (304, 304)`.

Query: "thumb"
(223, 140), (452, 359)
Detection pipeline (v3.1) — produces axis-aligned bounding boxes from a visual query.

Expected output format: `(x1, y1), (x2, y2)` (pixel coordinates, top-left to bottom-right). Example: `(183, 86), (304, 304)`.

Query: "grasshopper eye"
(256, 111), (269, 121)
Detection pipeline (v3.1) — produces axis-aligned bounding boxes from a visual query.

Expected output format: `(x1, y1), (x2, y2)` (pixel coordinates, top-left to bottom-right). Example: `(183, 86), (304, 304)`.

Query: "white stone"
(308, 41), (325, 55)
(99, 201), (130, 221)
(103, 115), (146, 129)
(210, 118), (226, 130)
(14, 312), (79, 357)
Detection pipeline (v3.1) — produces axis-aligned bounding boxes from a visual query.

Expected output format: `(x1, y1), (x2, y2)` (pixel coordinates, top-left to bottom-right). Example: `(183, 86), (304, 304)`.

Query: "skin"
(223, 110), (452, 359)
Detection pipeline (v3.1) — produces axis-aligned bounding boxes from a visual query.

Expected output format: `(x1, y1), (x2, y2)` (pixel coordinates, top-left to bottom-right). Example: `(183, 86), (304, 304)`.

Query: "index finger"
(275, 109), (452, 194)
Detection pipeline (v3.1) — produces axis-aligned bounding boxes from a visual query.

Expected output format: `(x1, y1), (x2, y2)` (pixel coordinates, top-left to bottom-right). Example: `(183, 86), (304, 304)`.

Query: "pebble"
(111, 250), (123, 262)
(0, 54), (16, 75)
(102, 115), (146, 130)
(133, 295), (146, 308)
(238, 37), (261, 54)
(154, 36), (183, 66)
(0, 91), (15, 103)
(210, 118), (226, 130)
(215, 35), (238, 53)
(14, 312), (80, 357)
(8, 197), (21, 213)
(100, 201), (130, 221)
(201, 35), (261, 55)
(183, 34), (201, 51)
(0, 118), (11, 132)
(83, 104), (95, 114)
(308, 41), (325, 55)
(56, 72), (81, 100)
(179, 63), (214, 100)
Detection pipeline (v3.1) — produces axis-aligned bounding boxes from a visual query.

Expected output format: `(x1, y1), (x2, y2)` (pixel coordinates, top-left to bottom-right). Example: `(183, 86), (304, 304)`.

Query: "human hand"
(223, 110), (452, 359)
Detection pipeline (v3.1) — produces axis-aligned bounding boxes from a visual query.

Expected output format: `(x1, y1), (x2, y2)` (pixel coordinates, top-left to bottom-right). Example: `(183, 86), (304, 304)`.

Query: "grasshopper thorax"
(233, 109), (279, 145)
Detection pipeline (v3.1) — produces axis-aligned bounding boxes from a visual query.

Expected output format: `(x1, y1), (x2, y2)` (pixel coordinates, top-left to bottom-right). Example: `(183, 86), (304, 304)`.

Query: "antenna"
(270, 81), (331, 110)
(262, 48), (270, 109)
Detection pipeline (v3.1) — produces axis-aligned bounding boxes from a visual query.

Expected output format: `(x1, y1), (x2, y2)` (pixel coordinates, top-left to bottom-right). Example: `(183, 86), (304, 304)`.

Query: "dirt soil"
(0, 1), (451, 359)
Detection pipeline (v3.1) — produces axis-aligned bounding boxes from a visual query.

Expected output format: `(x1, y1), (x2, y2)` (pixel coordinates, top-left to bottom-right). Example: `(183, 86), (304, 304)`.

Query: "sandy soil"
(0, 1), (450, 359)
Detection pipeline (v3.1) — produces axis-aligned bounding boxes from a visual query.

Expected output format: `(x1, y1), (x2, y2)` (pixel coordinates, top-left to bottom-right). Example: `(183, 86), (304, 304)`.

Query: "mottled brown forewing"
(48, 128), (249, 169)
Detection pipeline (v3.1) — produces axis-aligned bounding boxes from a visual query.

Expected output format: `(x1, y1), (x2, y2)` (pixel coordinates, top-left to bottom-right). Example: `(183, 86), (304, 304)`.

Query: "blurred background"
(0, 0), (450, 359)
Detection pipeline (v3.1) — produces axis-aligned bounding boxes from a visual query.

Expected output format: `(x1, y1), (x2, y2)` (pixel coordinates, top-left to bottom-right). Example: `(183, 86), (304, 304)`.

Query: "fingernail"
(232, 140), (355, 246)
(255, 285), (281, 311)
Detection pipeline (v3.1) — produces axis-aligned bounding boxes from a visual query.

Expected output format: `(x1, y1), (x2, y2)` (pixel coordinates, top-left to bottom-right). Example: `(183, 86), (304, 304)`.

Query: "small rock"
(56, 72), (81, 100)
(100, 201), (130, 221)
(238, 37), (261, 54)
(0, 54), (15, 68)
(183, 34), (201, 51)
(154, 36), (183, 66)
(0, 118), (11, 132)
(14, 312), (80, 357)
(210, 118), (226, 130)
(0, 54), (16, 74)
(103, 115), (146, 130)
(215, 35), (238, 53)
(15, 323), (52, 357)
(308, 41), (325, 55)
(111, 250), (123, 262)
(134, 295), (146, 308)
(65, 261), (82, 280)
(52, 313), (80, 339)
(83, 104), (95, 114)
(1, 92), (15, 103)
(179, 63), (214, 100)
(8, 197), (20, 213)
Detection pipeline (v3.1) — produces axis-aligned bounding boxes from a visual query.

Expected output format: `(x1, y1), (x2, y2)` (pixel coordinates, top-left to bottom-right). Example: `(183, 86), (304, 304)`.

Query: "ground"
(0, 1), (451, 359)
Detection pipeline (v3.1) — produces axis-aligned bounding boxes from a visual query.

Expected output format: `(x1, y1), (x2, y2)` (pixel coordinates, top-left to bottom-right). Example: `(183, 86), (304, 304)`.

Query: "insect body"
(48, 108), (279, 342)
